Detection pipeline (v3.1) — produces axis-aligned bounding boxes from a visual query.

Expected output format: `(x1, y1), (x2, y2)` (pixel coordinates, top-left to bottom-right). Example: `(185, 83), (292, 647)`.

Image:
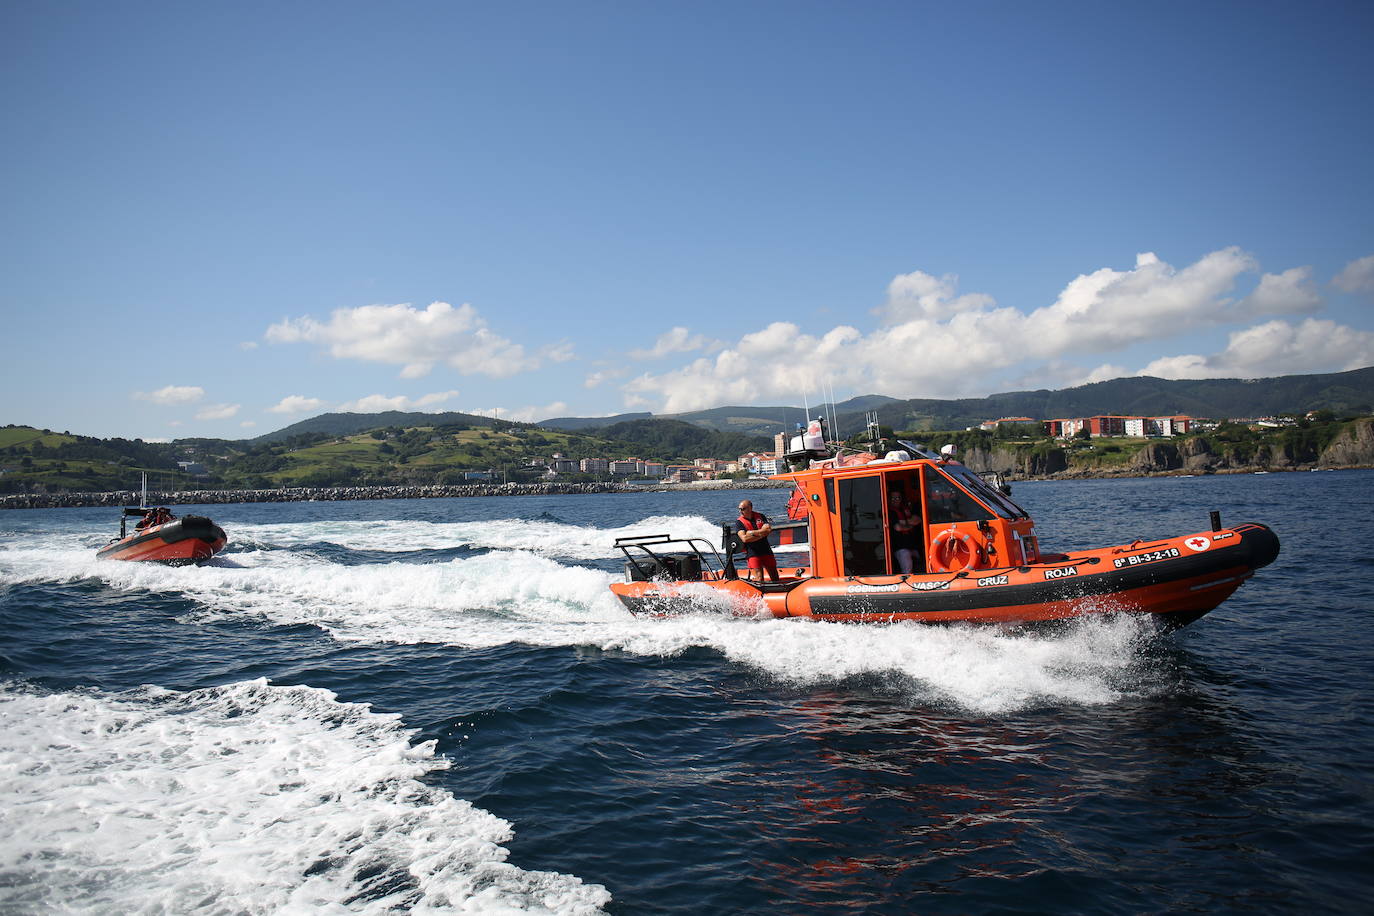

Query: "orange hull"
(610, 523), (1279, 628)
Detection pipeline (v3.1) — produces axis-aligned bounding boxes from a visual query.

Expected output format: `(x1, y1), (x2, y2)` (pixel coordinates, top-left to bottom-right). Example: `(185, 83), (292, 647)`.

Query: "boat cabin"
(614, 435), (1043, 585)
(775, 443), (1040, 578)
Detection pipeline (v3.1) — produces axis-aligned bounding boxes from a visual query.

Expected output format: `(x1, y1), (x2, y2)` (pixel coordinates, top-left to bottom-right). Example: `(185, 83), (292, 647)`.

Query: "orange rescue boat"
(610, 426), (1279, 628)
(97, 505), (227, 565)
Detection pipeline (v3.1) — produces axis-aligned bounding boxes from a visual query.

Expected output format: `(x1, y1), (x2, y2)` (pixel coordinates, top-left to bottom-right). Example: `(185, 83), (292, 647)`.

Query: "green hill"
(250, 410), (501, 444)
(592, 419), (769, 460)
(0, 418), (769, 494)
(0, 425), (193, 494)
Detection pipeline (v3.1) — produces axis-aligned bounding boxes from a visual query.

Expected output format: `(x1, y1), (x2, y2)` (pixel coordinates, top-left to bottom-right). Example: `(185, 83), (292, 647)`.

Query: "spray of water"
(0, 679), (610, 914)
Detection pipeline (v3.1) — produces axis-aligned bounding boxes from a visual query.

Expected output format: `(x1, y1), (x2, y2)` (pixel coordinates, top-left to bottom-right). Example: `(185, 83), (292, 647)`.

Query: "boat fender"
(929, 529), (984, 573)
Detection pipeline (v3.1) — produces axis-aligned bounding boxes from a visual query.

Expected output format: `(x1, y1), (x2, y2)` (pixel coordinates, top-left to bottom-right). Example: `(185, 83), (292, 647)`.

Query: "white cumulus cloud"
(1140, 318), (1374, 379)
(1333, 254), (1374, 295)
(623, 322), (865, 413)
(877, 270), (996, 324)
(134, 385), (205, 406)
(266, 301), (538, 379)
(1238, 266), (1322, 315)
(463, 402), (569, 423)
(623, 248), (1279, 410)
(629, 326), (722, 360)
(336, 391), (462, 413)
(194, 403), (241, 420)
(268, 395), (327, 415)
(584, 368), (627, 388)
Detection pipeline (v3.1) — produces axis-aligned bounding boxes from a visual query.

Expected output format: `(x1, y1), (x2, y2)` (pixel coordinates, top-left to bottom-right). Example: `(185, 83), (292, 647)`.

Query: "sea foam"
(0, 679), (610, 915)
(233, 514), (726, 560)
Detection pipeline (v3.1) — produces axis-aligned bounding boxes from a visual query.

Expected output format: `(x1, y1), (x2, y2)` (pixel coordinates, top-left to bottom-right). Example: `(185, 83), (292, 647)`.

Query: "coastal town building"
(1043, 415), (1195, 438)
(736, 451), (767, 473)
(664, 465), (704, 483)
(752, 457), (786, 476)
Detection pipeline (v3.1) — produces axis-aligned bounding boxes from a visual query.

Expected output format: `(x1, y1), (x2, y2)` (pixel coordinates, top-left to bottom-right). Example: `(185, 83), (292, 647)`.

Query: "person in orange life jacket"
(889, 490), (922, 574)
(735, 499), (780, 583)
(135, 507), (173, 531)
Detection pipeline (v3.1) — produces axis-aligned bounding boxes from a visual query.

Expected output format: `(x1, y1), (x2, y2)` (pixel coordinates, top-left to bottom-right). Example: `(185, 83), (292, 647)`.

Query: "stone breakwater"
(0, 478), (790, 510)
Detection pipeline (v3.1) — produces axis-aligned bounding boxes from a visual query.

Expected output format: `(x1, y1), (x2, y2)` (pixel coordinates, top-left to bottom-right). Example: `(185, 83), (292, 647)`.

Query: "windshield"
(940, 464), (1030, 519)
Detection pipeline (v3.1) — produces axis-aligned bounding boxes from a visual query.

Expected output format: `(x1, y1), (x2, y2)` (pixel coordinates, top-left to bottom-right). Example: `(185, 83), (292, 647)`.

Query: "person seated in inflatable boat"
(134, 507), (175, 530)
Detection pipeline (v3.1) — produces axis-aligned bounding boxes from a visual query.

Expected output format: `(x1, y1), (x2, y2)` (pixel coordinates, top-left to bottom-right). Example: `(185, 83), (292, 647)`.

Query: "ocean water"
(2, 472), (1371, 914)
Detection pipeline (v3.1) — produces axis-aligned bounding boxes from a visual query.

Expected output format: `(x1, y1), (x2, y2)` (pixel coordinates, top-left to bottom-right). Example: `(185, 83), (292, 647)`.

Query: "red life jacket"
(737, 511), (765, 531)
(737, 512), (774, 557)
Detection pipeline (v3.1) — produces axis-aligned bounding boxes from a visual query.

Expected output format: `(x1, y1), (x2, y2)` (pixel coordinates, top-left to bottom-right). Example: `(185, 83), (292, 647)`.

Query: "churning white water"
(0, 679), (610, 914)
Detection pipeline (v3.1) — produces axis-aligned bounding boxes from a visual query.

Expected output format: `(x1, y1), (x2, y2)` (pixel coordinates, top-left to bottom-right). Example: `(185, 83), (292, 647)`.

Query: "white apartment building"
(753, 458), (785, 476)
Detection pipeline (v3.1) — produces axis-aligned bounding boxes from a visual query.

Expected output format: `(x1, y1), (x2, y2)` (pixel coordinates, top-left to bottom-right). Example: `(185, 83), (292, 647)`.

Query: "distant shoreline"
(3, 466), (1367, 510)
(0, 478), (790, 510)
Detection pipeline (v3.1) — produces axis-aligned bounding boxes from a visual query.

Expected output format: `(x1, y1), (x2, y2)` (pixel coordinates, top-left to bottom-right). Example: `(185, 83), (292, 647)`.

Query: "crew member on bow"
(735, 499), (780, 583)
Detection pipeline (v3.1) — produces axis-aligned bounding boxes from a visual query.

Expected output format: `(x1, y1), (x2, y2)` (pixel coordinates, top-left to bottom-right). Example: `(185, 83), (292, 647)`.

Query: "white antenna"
(140, 471), (147, 509)
(826, 377), (839, 445)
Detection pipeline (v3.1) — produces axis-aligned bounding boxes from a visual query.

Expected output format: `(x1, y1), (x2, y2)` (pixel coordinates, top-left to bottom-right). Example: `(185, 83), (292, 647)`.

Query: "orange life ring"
(929, 528), (984, 573)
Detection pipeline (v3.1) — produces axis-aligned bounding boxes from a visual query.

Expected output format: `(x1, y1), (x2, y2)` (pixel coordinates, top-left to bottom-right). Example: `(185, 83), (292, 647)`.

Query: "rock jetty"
(0, 477), (790, 511)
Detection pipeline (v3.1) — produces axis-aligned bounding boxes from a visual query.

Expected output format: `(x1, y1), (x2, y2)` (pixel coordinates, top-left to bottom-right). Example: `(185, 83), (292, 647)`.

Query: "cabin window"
(923, 468), (993, 525)
(940, 464), (1028, 519)
(838, 475), (887, 576)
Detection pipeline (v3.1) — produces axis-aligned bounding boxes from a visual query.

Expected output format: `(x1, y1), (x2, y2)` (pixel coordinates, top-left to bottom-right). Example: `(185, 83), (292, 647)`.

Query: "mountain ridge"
(55, 367), (1369, 446)
(536, 367), (1374, 437)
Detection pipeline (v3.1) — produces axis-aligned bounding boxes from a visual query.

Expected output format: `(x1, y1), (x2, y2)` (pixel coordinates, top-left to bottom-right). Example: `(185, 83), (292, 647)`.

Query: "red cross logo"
(1185, 536), (1210, 552)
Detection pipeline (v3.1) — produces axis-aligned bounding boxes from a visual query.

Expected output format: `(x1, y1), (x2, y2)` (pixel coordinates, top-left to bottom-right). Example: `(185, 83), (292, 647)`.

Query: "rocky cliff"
(1132, 443), (1182, 472)
(1318, 418), (1374, 466)
(1178, 437), (1215, 471)
(962, 446), (1067, 477)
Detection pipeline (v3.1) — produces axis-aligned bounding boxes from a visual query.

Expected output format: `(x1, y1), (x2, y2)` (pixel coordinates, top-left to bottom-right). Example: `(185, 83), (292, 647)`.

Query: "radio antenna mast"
(865, 410), (884, 453)
(826, 378), (839, 445)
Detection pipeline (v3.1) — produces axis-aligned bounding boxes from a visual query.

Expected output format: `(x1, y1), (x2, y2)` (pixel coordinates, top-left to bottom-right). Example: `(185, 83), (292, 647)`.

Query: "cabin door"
(836, 476), (886, 576)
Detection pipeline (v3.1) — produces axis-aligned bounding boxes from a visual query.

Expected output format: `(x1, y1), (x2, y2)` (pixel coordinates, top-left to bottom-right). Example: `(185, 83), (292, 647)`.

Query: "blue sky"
(3, 0), (1372, 440)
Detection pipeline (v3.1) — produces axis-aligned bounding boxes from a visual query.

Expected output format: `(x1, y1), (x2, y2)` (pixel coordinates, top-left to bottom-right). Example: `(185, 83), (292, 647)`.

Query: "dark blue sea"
(2, 471), (1372, 914)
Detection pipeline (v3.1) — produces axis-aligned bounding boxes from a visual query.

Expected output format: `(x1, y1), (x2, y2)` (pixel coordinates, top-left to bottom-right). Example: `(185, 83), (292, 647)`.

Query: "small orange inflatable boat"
(97, 506), (227, 565)
(611, 430), (1279, 628)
